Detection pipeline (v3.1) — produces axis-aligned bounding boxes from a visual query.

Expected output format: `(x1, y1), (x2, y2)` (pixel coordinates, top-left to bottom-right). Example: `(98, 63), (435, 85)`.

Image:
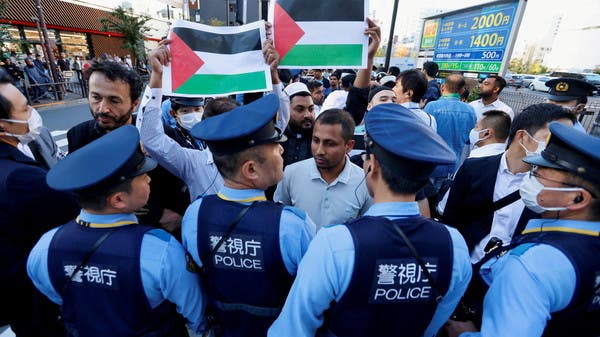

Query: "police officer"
(182, 94), (316, 337)
(165, 96), (205, 150)
(268, 103), (472, 337)
(545, 77), (596, 133)
(446, 122), (600, 337)
(27, 125), (206, 336)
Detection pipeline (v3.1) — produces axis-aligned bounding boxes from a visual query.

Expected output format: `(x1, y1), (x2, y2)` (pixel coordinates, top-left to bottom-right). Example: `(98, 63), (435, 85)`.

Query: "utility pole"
(34, 0), (63, 100)
(384, 0), (400, 71)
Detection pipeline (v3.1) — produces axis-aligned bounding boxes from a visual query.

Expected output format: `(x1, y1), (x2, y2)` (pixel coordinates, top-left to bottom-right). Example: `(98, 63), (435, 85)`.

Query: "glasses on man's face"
(530, 167), (597, 198)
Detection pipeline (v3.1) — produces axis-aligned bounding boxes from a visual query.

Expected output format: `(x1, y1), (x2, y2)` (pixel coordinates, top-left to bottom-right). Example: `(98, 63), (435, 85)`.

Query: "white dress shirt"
(469, 98), (514, 120)
(471, 152), (526, 263)
(469, 143), (506, 158)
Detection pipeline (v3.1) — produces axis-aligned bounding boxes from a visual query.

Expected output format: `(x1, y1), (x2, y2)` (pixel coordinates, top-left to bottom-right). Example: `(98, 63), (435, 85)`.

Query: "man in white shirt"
(468, 110), (511, 158)
(469, 75), (514, 120)
(275, 109), (372, 230)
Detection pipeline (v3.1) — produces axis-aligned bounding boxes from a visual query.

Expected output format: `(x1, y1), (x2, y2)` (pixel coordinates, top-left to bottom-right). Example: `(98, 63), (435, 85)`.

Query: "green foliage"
(0, 0), (12, 54)
(508, 57), (549, 75)
(99, 6), (152, 59)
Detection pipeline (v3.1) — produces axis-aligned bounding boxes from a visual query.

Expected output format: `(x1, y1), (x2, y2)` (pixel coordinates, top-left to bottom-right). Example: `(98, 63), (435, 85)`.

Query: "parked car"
(529, 76), (555, 92)
(506, 74), (524, 87)
(521, 74), (537, 87)
(582, 73), (600, 95)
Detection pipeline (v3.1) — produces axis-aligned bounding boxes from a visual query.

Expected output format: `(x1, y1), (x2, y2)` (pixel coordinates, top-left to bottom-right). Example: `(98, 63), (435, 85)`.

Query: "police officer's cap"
(523, 122), (600, 185)
(546, 78), (595, 102)
(190, 94), (286, 155)
(47, 125), (157, 192)
(170, 96), (204, 107)
(365, 103), (455, 181)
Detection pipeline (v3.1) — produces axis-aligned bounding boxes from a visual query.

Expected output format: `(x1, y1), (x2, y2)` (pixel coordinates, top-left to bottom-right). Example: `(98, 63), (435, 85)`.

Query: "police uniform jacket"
(182, 187), (316, 337)
(27, 211), (206, 336)
(460, 219), (600, 337)
(268, 202), (472, 337)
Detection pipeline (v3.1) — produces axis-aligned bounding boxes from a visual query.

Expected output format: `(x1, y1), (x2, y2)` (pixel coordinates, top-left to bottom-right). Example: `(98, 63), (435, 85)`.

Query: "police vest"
(48, 220), (187, 337)
(510, 228), (600, 337)
(325, 216), (453, 337)
(197, 195), (293, 337)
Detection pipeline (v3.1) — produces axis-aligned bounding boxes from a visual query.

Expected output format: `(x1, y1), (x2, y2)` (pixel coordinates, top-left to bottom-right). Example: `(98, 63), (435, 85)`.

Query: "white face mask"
(519, 130), (546, 157)
(1, 108), (43, 145)
(469, 128), (489, 148)
(519, 173), (583, 213)
(178, 112), (203, 131)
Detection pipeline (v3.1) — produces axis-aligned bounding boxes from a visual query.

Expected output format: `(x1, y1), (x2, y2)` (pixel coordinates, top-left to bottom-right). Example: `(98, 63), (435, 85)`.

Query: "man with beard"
(67, 61), (142, 151)
(66, 61), (187, 235)
(281, 82), (315, 167)
(274, 108), (372, 231)
(469, 75), (514, 120)
(307, 80), (325, 116)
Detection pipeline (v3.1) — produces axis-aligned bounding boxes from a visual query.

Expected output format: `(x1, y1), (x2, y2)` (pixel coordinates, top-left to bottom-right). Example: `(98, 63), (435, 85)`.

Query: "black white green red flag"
(269, 0), (369, 69)
(162, 20), (271, 97)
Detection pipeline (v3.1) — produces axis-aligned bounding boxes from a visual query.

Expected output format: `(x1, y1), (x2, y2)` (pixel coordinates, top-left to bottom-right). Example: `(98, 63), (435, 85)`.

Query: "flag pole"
(384, 0), (400, 71)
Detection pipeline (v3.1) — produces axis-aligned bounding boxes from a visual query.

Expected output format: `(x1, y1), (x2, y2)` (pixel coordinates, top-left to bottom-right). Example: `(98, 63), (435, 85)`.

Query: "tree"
(508, 57), (549, 75)
(99, 6), (152, 60)
(0, 0), (12, 55)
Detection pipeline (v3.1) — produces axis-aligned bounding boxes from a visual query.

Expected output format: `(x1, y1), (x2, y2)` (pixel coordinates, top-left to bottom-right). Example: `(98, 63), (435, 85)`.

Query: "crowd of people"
(1, 51), (150, 103)
(1, 18), (599, 337)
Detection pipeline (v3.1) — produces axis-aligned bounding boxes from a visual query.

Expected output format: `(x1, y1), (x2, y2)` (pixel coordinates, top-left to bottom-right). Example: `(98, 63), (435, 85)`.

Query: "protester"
(275, 108), (372, 230)
(469, 75), (514, 120)
(421, 61), (441, 105)
(281, 82), (314, 167)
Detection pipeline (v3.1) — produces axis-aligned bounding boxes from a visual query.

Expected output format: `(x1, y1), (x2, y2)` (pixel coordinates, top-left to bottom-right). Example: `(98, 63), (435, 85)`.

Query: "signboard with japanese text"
(420, 0), (526, 75)
(420, 19), (440, 50)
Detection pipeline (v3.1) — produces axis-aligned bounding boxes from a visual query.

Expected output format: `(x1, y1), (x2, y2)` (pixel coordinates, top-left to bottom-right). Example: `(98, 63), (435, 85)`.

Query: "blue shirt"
(461, 219), (600, 337)
(26, 210), (206, 333)
(268, 202), (472, 337)
(424, 95), (476, 177)
(181, 186), (316, 275)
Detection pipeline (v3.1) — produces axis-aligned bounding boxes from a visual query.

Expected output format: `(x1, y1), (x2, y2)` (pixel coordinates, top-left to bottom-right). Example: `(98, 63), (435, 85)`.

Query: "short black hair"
(368, 85), (393, 103)
(422, 61), (439, 77)
(202, 97), (240, 120)
(341, 74), (356, 88)
(397, 69), (427, 103)
(307, 80), (323, 93)
(213, 146), (266, 180)
(75, 178), (133, 212)
(507, 103), (576, 146)
(315, 108), (355, 142)
(481, 110), (511, 142)
(0, 68), (14, 119)
(379, 159), (428, 194)
(488, 74), (507, 94)
(388, 66), (400, 77)
(85, 61), (143, 103)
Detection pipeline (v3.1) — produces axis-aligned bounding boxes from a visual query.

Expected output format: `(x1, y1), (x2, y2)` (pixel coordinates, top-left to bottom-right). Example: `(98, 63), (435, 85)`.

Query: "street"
(37, 100), (92, 152)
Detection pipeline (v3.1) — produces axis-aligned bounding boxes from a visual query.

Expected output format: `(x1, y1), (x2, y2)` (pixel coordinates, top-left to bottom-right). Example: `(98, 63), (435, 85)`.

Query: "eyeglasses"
(530, 168), (597, 198)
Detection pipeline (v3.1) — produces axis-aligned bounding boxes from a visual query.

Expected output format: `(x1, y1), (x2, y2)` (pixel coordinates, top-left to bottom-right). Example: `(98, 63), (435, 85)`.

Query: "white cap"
(379, 75), (397, 86)
(322, 90), (349, 111)
(284, 82), (310, 97)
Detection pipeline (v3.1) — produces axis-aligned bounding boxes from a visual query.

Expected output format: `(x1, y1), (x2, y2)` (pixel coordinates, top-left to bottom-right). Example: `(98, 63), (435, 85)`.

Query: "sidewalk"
(31, 89), (88, 110)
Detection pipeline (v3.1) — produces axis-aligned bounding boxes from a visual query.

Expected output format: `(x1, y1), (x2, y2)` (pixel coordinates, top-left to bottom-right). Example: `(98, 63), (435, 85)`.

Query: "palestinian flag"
(270, 0), (368, 69)
(163, 20), (272, 97)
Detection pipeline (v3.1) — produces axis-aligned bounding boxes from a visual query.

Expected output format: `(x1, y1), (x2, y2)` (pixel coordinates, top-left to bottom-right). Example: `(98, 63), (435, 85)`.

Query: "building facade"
(0, 0), (160, 61)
